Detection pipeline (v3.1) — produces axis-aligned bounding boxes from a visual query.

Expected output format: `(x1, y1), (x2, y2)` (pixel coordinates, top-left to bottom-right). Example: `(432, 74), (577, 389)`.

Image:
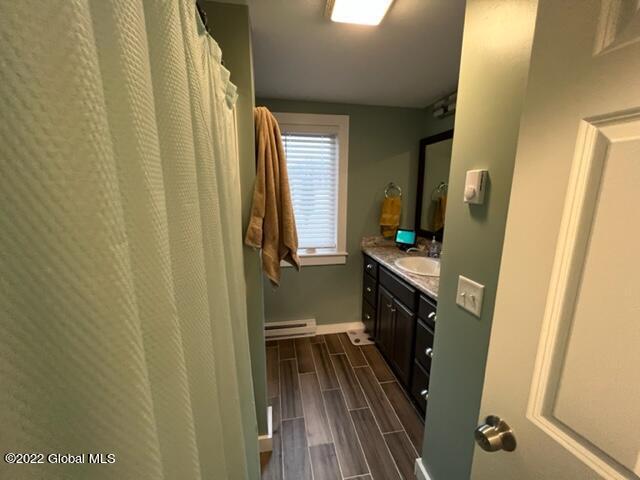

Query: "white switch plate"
(456, 275), (485, 317)
(464, 169), (488, 204)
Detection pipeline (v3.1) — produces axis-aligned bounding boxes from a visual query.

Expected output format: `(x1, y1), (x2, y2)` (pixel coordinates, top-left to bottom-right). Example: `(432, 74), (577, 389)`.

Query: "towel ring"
(431, 181), (448, 200)
(385, 182), (402, 198)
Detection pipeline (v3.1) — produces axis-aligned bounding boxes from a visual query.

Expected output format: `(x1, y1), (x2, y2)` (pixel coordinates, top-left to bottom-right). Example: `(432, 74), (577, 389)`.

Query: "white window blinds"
(282, 132), (339, 250)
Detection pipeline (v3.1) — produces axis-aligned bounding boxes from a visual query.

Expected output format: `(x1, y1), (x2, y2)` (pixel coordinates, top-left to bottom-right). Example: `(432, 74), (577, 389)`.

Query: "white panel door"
(472, 0), (640, 478)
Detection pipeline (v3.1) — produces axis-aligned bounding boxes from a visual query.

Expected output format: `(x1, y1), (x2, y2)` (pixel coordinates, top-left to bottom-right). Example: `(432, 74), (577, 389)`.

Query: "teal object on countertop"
(395, 229), (416, 247)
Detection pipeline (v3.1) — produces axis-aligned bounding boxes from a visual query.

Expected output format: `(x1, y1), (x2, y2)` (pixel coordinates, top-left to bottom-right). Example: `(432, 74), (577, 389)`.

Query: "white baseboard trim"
(315, 321), (366, 335)
(415, 458), (433, 480)
(258, 406), (273, 453)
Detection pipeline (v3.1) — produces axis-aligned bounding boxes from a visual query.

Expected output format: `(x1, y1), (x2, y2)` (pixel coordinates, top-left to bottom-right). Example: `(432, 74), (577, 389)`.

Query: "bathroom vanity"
(359, 128), (451, 417)
(361, 246), (439, 416)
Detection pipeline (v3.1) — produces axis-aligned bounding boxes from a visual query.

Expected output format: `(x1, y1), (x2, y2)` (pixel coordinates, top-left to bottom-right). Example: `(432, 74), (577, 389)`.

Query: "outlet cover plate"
(456, 275), (485, 317)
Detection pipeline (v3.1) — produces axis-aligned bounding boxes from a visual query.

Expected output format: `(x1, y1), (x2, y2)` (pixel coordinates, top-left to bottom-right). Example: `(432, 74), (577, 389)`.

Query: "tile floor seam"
(338, 390), (372, 479)
(338, 334), (402, 480)
(294, 351), (315, 480)
(350, 371), (404, 480)
(266, 335), (423, 480)
(356, 341), (419, 479)
(341, 338), (403, 440)
(309, 336), (347, 480)
(366, 346), (425, 438)
(327, 335), (372, 478)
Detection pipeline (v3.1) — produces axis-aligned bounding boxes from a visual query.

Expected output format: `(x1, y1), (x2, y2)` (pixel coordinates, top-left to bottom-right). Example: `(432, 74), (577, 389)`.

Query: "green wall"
(204, 2), (266, 473)
(420, 1), (539, 479)
(258, 98), (452, 326)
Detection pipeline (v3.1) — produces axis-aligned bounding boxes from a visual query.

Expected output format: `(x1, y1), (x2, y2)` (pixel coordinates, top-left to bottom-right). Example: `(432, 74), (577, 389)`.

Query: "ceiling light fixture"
(326, 0), (394, 26)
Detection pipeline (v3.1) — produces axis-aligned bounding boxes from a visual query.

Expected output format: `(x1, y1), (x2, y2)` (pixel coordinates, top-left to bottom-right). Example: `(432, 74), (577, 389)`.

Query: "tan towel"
(432, 195), (447, 231)
(380, 196), (402, 238)
(245, 107), (300, 285)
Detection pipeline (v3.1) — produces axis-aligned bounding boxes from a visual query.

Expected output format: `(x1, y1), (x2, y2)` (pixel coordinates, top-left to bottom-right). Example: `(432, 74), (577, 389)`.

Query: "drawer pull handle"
(387, 303), (393, 308)
(390, 307), (396, 313)
(428, 312), (436, 319)
(420, 389), (429, 400)
(366, 287), (372, 293)
(366, 264), (373, 270)
(426, 348), (434, 358)
(365, 314), (371, 320)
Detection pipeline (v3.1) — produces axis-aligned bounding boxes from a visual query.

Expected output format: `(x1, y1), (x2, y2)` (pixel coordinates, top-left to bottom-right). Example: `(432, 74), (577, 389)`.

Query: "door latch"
(474, 415), (516, 452)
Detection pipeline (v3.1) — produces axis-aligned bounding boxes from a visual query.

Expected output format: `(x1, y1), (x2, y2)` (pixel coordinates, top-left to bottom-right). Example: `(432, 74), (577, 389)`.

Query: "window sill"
(281, 251), (348, 267)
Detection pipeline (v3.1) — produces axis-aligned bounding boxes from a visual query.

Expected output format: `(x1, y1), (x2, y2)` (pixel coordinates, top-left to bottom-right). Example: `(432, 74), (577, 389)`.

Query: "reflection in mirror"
(422, 139), (452, 231)
(415, 130), (453, 240)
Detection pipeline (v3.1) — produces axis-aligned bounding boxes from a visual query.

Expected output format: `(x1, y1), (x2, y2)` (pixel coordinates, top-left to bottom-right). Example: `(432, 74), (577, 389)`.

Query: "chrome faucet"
(406, 247), (424, 254)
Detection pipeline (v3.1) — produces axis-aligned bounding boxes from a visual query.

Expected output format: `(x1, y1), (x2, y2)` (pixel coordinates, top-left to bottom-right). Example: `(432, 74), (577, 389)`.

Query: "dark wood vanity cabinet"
(363, 273), (377, 307)
(377, 286), (416, 386)
(376, 286), (394, 356)
(390, 300), (416, 386)
(362, 256), (378, 336)
(362, 300), (376, 336)
(362, 254), (437, 415)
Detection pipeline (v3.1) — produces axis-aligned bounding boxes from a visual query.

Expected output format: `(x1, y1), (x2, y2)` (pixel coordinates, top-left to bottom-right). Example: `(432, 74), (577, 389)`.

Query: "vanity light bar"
(433, 92), (457, 119)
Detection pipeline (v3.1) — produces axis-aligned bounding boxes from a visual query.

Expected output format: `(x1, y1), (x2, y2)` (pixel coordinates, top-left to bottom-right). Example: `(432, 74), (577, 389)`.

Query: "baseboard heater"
(264, 318), (317, 341)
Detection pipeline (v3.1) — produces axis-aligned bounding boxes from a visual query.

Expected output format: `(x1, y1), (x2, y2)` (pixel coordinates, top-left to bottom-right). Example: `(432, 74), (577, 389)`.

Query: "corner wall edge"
(415, 457), (434, 480)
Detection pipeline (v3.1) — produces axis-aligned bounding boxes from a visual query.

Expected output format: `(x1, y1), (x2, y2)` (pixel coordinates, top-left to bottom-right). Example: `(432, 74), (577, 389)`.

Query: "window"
(274, 112), (349, 266)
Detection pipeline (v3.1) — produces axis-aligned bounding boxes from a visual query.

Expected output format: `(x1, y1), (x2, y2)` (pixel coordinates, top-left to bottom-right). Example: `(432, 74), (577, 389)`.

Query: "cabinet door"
(392, 299), (415, 386)
(376, 286), (394, 357)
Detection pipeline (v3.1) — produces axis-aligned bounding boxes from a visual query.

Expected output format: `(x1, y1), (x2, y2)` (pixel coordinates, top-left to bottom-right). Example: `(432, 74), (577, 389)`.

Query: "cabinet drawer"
(363, 256), (378, 279)
(379, 267), (416, 310)
(414, 320), (434, 373)
(363, 273), (377, 306)
(410, 360), (430, 413)
(418, 294), (437, 329)
(362, 300), (376, 336)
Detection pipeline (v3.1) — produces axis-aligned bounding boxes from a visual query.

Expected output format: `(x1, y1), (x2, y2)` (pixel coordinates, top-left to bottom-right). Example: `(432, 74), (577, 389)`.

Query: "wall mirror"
(415, 130), (453, 240)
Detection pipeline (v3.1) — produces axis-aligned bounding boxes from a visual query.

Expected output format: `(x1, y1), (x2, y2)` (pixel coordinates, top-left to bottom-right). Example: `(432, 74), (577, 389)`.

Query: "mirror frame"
(415, 129), (454, 241)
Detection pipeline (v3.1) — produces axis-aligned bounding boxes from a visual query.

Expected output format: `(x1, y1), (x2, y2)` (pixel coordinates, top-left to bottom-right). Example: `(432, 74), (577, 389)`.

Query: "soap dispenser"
(428, 235), (440, 258)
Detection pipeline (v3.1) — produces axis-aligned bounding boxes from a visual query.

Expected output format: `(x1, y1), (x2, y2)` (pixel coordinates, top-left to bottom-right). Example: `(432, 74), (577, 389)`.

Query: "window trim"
(274, 112), (349, 267)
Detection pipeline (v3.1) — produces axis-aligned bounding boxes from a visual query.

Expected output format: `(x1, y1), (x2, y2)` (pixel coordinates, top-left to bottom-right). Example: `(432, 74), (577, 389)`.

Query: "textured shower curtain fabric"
(1, 1), (257, 479)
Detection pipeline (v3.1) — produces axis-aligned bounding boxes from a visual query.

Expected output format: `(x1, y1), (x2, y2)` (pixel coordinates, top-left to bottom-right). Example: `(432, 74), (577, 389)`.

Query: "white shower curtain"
(0, 1), (258, 479)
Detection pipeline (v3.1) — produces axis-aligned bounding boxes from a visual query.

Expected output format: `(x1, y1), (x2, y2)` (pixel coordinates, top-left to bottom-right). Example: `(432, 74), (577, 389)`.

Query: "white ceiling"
(246, 0), (466, 108)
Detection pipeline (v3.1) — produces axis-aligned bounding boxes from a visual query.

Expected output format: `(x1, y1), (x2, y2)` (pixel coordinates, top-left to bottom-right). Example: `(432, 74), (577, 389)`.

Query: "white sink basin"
(394, 256), (440, 277)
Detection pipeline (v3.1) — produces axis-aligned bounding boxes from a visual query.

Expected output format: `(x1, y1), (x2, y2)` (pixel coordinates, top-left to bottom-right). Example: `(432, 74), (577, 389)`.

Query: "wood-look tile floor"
(261, 334), (425, 480)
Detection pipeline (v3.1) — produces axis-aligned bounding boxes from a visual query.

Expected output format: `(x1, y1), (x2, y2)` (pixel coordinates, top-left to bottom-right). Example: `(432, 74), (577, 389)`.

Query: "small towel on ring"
(379, 196), (402, 238)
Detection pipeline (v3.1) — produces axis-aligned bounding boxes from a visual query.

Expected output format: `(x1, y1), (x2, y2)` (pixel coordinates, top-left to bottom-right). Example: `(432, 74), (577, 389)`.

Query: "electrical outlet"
(456, 275), (485, 317)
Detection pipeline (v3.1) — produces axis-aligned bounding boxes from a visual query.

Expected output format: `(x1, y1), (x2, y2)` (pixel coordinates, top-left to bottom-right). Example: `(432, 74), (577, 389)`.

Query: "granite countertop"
(362, 245), (440, 300)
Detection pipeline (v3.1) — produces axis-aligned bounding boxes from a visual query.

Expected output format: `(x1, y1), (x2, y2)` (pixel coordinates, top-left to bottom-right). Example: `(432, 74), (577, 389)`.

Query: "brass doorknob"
(474, 415), (516, 452)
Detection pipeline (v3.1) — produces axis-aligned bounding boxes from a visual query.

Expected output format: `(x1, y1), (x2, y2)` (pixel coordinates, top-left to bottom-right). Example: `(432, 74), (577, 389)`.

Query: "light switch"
(456, 275), (485, 317)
